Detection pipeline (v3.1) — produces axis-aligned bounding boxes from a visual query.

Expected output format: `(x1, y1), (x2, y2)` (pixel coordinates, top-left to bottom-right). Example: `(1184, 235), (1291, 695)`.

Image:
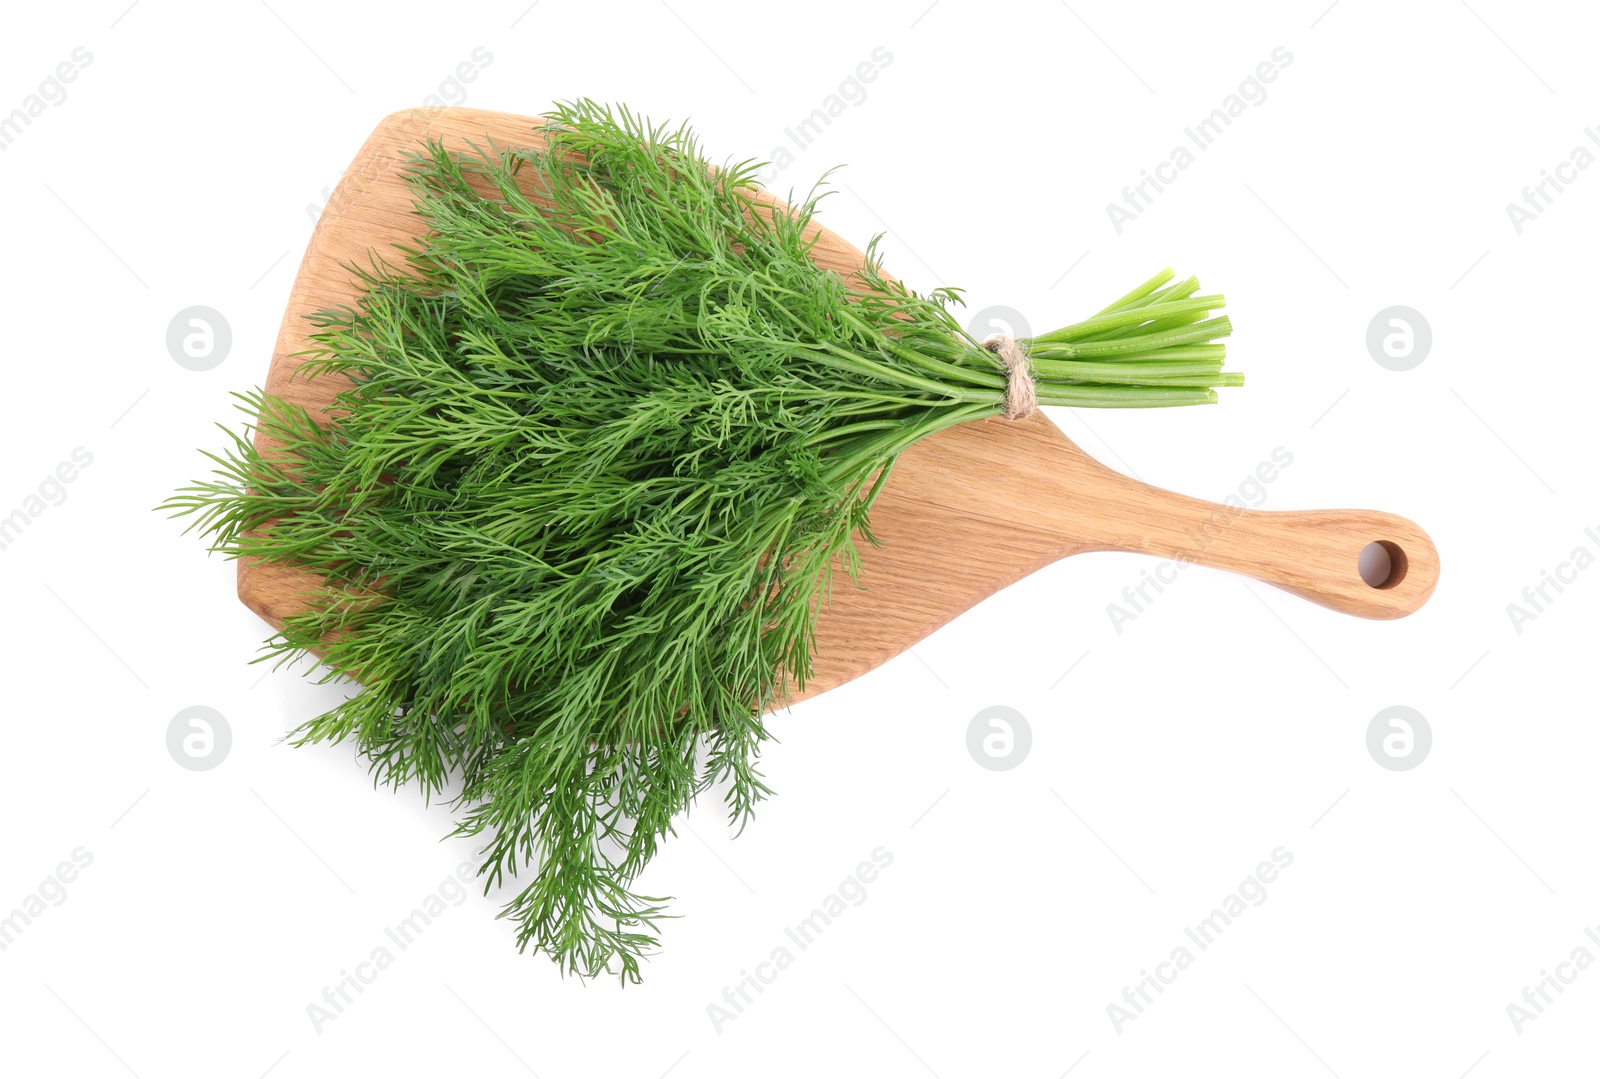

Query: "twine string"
(982, 333), (1037, 420)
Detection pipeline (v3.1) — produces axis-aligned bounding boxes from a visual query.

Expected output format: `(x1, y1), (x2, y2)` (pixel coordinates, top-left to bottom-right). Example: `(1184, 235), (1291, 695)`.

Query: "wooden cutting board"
(239, 107), (1439, 706)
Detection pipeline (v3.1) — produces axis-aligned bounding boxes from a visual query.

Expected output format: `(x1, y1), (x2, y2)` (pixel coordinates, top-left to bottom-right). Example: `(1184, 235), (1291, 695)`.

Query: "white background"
(1, 0), (1596, 1075)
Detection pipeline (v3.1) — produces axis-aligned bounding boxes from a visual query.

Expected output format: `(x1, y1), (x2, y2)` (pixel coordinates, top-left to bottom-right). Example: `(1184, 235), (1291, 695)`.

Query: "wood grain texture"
(239, 107), (1440, 708)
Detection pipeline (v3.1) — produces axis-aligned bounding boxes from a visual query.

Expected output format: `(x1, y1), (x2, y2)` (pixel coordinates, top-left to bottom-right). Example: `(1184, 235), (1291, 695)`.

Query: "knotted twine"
(982, 333), (1037, 421)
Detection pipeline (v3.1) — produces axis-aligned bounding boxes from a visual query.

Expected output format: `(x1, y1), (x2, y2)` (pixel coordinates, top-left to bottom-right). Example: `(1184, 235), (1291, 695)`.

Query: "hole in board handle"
(1358, 540), (1408, 589)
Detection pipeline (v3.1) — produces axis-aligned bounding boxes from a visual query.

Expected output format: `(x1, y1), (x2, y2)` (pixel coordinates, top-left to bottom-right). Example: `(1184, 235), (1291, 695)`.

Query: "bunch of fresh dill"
(165, 100), (1238, 981)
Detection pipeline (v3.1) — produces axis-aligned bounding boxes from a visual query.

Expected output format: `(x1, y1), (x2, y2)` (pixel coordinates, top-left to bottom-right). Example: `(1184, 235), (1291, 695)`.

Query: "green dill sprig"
(162, 99), (1238, 981)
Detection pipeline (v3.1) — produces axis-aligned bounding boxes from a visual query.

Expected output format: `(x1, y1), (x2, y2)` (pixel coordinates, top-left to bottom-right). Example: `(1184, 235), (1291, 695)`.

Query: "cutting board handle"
(1080, 479), (1440, 619)
(888, 413), (1440, 622)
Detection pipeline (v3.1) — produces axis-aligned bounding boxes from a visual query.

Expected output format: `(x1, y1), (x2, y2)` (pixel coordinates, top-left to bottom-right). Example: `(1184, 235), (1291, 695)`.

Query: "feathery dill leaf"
(162, 99), (1238, 981)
